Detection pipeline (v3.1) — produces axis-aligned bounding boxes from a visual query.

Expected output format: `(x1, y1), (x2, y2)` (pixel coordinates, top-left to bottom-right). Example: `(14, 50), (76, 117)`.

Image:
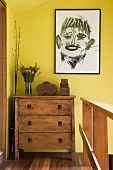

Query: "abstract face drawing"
(56, 17), (96, 70)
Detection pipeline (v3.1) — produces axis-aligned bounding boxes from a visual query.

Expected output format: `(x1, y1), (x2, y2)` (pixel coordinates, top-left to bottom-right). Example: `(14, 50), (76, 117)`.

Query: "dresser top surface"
(14, 95), (75, 100)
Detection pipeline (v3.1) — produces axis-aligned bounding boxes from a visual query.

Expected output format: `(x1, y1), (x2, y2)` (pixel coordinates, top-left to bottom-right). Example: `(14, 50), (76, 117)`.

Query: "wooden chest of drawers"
(14, 96), (75, 160)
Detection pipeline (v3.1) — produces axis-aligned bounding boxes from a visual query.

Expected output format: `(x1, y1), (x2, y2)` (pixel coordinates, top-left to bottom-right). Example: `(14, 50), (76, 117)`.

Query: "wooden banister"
(81, 97), (113, 120)
(80, 97), (110, 170)
(79, 124), (101, 170)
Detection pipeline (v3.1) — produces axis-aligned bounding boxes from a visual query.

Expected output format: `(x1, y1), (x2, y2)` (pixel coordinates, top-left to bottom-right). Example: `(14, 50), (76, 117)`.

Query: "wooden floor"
(0, 152), (92, 170)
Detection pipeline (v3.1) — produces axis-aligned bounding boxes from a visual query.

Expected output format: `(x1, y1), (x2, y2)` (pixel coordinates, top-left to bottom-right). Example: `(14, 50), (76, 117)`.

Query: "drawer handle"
(58, 138), (62, 143)
(27, 104), (31, 108)
(28, 138), (32, 142)
(58, 104), (62, 109)
(58, 121), (62, 126)
(28, 121), (31, 126)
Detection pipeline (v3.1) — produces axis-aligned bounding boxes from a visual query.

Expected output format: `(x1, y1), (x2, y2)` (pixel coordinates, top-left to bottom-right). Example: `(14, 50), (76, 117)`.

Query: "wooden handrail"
(79, 124), (101, 170)
(80, 97), (110, 170)
(81, 97), (113, 120)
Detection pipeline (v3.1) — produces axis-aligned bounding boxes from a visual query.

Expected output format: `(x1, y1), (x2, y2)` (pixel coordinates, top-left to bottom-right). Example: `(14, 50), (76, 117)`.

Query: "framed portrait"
(55, 9), (101, 74)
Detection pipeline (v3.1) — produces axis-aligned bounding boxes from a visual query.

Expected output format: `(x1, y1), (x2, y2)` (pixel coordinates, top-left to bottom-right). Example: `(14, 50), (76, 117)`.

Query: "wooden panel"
(71, 97), (76, 161)
(80, 97), (113, 120)
(19, 133), (71, 149)
(83, 102), (93, 166)
(93, 107), (109, 170)
(0, 8), (2, 151)
(15, 98), (19, 160)
(18, 115), (71, 132)
(18, 99), (72, 115)
(81, 97), (109, 170)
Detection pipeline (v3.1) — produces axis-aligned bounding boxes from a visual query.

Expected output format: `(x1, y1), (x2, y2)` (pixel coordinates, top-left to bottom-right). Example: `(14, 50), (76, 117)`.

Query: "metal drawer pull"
(58, 104), (62, 109)
(58, 121), (62, 126)
(28, 138), (32, 142)
(28, 121), (31, 126)
(58, 138), (62, 143)
(27, 104), (31, 108)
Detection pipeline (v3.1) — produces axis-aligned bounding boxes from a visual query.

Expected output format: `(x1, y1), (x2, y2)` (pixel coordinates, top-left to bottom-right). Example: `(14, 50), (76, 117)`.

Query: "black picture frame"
(55, 9), (101, 74)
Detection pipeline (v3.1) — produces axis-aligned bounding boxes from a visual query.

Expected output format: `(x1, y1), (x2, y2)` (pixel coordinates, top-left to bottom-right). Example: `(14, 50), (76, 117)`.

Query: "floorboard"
(0, 152), (92, 170)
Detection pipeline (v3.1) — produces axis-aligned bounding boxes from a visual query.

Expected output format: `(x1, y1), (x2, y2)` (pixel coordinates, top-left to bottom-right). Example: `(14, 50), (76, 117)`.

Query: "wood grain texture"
(0, 8), (2, 152)
(14, 96), (75, 99)
(19, 133), (71, 149)
(15, 98), (19, 160)
(36, 81), (57, 96)
(18, 99), (72, 115)
(71, 97), (76, 161)
(0, 152), (92, 170)
(82, 102), (93, 166)
(19, 116), (71, 132)
(15, 96), (75, 160)
(80, 97), (113, 120)
(81, 97), (109, 170)
(93, 107), (108, 170)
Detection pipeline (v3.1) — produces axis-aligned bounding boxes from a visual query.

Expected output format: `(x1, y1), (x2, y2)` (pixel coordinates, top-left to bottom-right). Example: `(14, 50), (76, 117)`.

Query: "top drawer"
(18, 99), (72, 115)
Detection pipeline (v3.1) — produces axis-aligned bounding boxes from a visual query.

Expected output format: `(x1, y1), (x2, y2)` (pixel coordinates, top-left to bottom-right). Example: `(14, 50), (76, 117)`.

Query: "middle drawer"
(18, 116), (71, 132)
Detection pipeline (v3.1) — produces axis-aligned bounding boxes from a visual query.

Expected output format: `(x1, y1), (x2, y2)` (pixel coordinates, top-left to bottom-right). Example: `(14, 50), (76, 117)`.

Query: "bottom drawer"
(19, 133), (71, 149)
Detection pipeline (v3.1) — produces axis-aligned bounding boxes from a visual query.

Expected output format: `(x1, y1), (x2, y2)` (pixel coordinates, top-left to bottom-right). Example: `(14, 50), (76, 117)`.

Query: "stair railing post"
(93, 107), (109, 170)
(83, 102), (93, 166)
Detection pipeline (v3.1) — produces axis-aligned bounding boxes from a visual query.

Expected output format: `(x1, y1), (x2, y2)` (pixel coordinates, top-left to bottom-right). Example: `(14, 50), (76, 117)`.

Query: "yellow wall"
(6, 0), (113, 156)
